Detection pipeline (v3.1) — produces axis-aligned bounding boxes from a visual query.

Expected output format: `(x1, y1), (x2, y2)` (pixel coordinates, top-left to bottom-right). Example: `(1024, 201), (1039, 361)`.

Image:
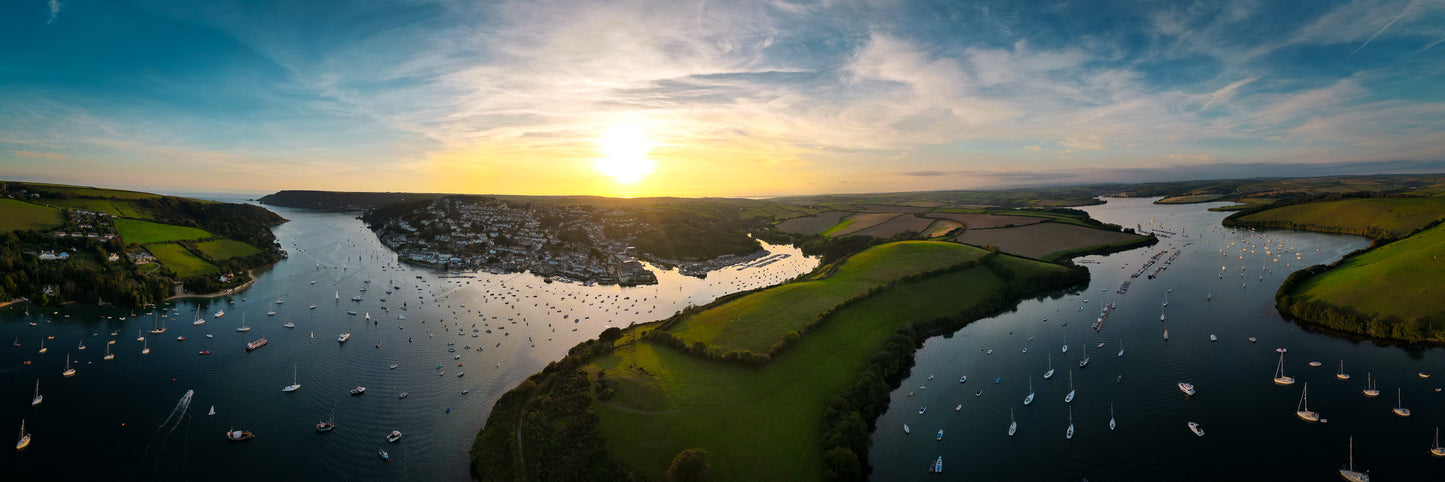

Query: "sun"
(594, 125), (655, 184)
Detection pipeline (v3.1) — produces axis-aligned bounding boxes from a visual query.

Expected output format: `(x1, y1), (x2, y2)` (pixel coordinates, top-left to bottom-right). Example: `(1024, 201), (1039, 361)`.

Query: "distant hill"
(258, 190), (445, 211)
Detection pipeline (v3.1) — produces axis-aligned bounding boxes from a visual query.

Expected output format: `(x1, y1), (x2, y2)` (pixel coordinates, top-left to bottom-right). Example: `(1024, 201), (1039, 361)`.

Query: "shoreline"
(165, 269), (259, 301)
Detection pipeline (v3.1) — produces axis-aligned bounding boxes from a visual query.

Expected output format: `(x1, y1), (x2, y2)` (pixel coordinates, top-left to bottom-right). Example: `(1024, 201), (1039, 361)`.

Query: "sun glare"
(594, 125), (655, 184)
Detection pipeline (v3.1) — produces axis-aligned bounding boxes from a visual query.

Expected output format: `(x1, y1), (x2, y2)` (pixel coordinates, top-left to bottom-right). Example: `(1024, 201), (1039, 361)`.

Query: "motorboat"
(1187, 421), (1204, 437)
(226, 429), (254, 441)
(1178, 382), (1196, 396)
(386, 430), (402, 443)
(350, 386), (367, 395)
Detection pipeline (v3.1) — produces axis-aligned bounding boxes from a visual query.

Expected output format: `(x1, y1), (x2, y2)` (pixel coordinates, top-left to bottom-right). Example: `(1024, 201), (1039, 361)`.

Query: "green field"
(591, 252), (1068, 480)
(1156, 194), (1225, 204)
(0, 199), (65, 232)
(1290, 222), (1445, 324)
(1235, 197), (1445, 238)
(669, 241), (988, 352)
(114, 218), (214, 245)
(194, 239), (261, 260)
(22, 183), (161, 200)
(42, 198), (156, 219)
(147, 243), (219, 277)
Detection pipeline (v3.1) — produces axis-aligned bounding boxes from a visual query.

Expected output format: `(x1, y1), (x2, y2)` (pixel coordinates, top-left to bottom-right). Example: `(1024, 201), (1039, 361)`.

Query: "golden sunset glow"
(594, 125), (656, 184)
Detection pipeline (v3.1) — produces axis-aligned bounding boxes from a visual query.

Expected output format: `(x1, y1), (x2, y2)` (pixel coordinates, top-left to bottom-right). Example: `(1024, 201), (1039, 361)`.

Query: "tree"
(666, 448), (710, 482)
(598, 327), (624, 346)
(822, 447), (862, 481)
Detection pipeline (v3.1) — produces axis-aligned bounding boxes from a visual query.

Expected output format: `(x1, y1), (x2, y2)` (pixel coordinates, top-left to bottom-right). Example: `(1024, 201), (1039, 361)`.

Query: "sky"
(2, 0), (1444, 198)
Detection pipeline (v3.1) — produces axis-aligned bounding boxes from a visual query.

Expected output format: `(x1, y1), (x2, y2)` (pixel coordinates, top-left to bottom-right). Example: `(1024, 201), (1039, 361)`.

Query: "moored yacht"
(1008, 409), (1016, 436)
(1393, 388), (1410, 417)
(1336, 360), (1350, 381)
(1338, 436), (1369, 482)
(1296, 383), (1320, 422)
(16, 419), (31, 451)
(1023, 377), (1035, 406)
(62, 354), (75, 377)
(1273, 352), (1295, 385)
(1178, 382), (1196, 396)
(1431, 427), (1444, 457)
(1043, 354), (1054, 379)
(338, 333), (351, 343)
(1187, 421), (1204, 437)
(226, 429), (254, 441)
(1362, 373), (1379, 398)
(386, 430), (402, 443)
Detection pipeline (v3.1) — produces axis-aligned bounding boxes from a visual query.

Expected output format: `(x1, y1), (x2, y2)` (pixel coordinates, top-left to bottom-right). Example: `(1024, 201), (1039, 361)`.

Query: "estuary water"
(0, 205), (817, 480)
(870, 197), (1444, 480)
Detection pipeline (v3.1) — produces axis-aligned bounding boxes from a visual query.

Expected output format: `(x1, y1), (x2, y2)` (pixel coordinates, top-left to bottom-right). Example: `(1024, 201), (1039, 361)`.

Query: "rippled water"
(870, 198), (1443, 480)
(1, 205), (816, 480)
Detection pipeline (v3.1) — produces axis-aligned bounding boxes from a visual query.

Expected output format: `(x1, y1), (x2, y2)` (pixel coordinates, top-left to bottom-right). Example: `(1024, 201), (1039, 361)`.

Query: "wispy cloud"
(13, 150), (65, 160)
(46, 0), (60, 25)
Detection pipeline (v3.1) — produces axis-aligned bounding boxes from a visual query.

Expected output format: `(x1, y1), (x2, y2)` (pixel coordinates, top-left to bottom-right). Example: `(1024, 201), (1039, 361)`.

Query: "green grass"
(1157, 194), (1225, 204)
(818, 219), (854, 237)
(670, 241), (988, 352)
(20, 183), (161, 199)
(147, 243), (219, 277)
(592, 254), (1068, 481)
(0, 199), (64, 232)
(1236, 198), (1445, 238)
(193, 239), (261, 260)
(114, 218), (213, 245)
(1290, 222), (1445, 324)
(42, 198), (155, 219)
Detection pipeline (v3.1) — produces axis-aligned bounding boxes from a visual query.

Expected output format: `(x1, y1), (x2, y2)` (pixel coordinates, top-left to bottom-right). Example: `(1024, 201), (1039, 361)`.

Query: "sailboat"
(1431, 427), (1445, 457)
(208, 405), (215, 416)
(1336, 360), (1350, 380)
(1393, 388), (1411, 417)
(141, 338), (150, 355)
(37, 338), (46, 354)
(335, 291), (340, 301)
(1296, 383), (1320, 422)
(282, 365), (301, 392)
(1065, 407), (1074, 440)
(1362, 373), (1379, 397)
(103, 343), (114, 360)
(1065, 371), (1076, 403)
(1117, 339), (1123, 357)
(1008, 409), (1017, 436)
(1159, 304), (1165, 321)
(149, 315), (166, 334)
(1043, 354), (1054, 379)
(1062, 334), (1068, 353)
(236, 314), (251, 332)
(1023, 377), (1035, 405)
(137, 329), (144, 341)
(1338, 436), (1369, 482)
(62, 354), (75, 377)
(31, 380), (42, 406)
(77, 337), (85, 350)
(16, 419), (30, 451)
(1109, 403), (1116, 431)
(1273, 352), (1295, 385)
(193, 310), (205, 326)
(1078, 344), (1090, 368)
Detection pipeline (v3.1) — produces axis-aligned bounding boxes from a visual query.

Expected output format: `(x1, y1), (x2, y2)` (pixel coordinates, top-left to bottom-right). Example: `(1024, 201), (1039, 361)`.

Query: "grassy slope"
(42, 198), (155, 219)
(148, 243), (219, 277)
(593, 254), (1068, 480)
(1236, 197), (1445, 238)
(669, 241), (987, 352)
(114, 218), (214, 245)
(0, 199), (64, 232)
(194, 238), (261, 260)
(1291, 222), (1445, 324)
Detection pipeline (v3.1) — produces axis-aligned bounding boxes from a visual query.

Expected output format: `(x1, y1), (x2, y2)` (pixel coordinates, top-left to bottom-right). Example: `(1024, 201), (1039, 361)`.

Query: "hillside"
(471, 241), (1088, 481)
(0, 181), (284, 306)
(258, 190), (444, 211)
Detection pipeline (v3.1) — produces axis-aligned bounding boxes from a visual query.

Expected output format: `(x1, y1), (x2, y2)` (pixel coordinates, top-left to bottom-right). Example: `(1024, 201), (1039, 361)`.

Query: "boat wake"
(140, 389), (195, 463)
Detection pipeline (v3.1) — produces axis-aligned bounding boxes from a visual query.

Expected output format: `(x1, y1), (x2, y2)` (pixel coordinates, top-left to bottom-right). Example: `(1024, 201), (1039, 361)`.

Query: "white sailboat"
(1393, 388), (1410, 417)
(1064, 371), (1075, 403)
(62, 354), (75, 377)
(1061, 334), (1068, 353)
(16, 419), (30, 451)
(208, 405), (215, 416)
(1296, 383), (1320, 422)
(1065, 407), (1074, 440)
(1023, 377), (1035, 406)
(31, 380), (42, 406)
(1362, 372), (1379, 397)
(1336, 360), (1350, 380)
(1078, 344), (1089, 368)
(282, 365), (301, 392)
(141, 337), (150, 355)
(1431, 427), (1444, 457)
(1008, 409), (1017, 436)
(1043, 354), (1054, 379)
(1109, 403), (1116, 431)
(37, 338), (45, 354)
(1273, 352), (1295, 385)
(1339, 436), (1369, 482)
(103, 342), (114, 360)
(1117, 338), (1123, 357)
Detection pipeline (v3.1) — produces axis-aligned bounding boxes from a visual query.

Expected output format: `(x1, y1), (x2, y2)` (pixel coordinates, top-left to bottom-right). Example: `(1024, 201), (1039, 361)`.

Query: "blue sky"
(2, 0), (1443, 196)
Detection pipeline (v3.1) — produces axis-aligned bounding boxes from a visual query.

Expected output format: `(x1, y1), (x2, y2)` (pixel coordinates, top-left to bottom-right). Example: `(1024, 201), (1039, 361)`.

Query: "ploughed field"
(954, 222), (1142, 260)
